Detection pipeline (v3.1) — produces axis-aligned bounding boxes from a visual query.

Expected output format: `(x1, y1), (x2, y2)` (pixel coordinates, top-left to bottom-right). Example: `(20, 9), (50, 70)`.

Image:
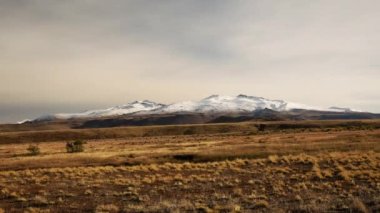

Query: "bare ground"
(0, 120), (379, 212)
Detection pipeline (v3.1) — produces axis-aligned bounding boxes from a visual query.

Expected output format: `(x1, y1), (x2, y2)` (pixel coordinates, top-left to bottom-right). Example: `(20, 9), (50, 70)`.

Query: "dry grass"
(0, 151), (378, 212)
(0, 120), (379, 212)
(0, 125), (379, 170)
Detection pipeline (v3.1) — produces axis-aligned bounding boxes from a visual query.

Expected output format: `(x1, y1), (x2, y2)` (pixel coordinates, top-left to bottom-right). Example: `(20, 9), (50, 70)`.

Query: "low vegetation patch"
(66, 140), (86, 153)
(26, 144), (40, 156)
(0, 120), (379, 212)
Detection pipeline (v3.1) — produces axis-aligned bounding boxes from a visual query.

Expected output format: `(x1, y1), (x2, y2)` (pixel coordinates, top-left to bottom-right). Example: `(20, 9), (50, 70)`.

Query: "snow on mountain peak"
(25, 94), (359, 123)
(17, 119), (32, 124)
(33, 100), (164, 121)
(153, 94), (291, 113)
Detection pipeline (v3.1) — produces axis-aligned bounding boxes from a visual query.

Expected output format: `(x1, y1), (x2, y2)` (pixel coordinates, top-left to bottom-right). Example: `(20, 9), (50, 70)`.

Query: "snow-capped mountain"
(150, 94), (317, 113)
(33, 100), (165, 121)
(17, 119), (32, 124)
(25, 94), (355, 123)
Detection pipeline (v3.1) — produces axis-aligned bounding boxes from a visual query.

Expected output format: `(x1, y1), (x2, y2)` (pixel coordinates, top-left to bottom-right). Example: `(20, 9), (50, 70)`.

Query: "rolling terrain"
(0, 120), (379, 212)
(15, 95), (380, 131)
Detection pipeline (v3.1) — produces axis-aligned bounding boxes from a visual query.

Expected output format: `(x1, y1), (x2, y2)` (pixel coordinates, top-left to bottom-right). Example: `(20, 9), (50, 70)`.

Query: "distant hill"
(14, 94), (380, 128)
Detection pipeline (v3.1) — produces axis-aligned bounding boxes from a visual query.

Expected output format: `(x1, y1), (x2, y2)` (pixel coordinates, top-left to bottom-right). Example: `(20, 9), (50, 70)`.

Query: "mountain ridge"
(21, 94), (360, 124)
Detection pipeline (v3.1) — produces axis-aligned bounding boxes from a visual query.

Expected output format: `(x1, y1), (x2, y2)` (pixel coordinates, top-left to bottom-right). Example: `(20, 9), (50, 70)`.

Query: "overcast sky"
(1, 0), (379, 123)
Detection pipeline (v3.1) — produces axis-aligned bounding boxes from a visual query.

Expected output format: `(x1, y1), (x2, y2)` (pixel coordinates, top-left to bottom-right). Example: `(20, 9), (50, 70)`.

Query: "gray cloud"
(0, 0), (379, 123)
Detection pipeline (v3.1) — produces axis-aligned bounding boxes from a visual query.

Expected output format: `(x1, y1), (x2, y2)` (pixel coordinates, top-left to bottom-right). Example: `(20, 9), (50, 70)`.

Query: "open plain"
(0, 120), (379, 212)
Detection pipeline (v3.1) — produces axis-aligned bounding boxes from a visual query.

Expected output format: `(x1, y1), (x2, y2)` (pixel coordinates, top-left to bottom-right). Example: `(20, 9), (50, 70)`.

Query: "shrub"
(66, 140), (86, 153)
(27, 144), (40, 156)
(257, 124), (266, 132)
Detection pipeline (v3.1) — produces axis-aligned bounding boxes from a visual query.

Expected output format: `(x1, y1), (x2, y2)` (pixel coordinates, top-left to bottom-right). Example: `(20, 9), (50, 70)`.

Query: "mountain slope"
(34, 100), (165, 122)
(25, 94), (358, 123)
(150, 94), (336, 114)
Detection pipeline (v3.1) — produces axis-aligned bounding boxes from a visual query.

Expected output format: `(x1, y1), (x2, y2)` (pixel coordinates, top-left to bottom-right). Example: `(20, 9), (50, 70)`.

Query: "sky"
(0, 0), (380, 123)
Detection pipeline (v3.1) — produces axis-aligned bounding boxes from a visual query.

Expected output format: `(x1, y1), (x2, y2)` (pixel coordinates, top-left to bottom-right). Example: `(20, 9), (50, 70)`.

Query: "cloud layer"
(1, 0), (380, 123)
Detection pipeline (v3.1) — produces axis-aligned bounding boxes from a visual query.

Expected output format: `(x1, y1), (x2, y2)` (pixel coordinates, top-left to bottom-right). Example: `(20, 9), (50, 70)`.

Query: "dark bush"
(66, 140), (86, 153)
(257, 124), (266, 132)
(27, 144), (40, 156)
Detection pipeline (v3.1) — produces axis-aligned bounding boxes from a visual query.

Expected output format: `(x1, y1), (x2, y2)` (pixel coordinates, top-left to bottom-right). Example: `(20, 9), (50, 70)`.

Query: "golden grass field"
(0, 120), (379, 212)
